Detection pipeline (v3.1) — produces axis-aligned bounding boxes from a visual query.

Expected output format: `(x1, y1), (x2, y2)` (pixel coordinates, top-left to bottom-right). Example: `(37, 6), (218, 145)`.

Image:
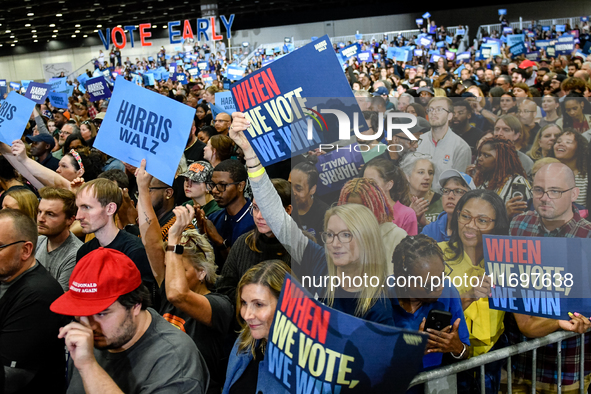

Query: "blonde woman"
(1, 188), (39, 221)
(228, 112), (394, 325)
(527, 124), (561, 161)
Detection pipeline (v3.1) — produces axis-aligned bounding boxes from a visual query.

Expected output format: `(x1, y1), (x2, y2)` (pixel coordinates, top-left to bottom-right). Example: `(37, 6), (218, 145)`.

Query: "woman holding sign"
(439, 189), (510, 394)
(227, 112), (395, 326)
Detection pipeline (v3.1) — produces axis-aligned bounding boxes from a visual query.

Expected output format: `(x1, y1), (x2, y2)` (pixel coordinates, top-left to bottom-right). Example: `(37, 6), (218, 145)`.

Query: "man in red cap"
(52, 247), (209, 393)
(519, 59), (538, 86)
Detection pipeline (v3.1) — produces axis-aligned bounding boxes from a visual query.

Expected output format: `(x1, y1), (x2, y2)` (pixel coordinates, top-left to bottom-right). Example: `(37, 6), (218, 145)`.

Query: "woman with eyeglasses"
(135, 161), (234, 394)
(389, 234), (470, 386)
(439, 189), (510, 394)
(469, 136), (532, 218)
(549, 129), (589, 207)
(227, 112), (395, 325)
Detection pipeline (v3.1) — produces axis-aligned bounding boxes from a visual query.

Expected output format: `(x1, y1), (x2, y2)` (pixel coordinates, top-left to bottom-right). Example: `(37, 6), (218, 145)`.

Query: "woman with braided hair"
(338, 177), (407, 275)
(389, 234), (469, 378)
(439, 189), (510, 394)
(468, 136), (532, 218)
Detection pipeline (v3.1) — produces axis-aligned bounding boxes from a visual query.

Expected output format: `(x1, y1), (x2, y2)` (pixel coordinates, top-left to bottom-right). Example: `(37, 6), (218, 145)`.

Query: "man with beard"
(51, 108), (70, 129)
(416, 97), (472, 188)
(450, 100), (484, 157)
(0, 209), (67, 393)
(417, 86), (435, 108)
(213, 112), (232, 136)
(518, 59), (538, 86)
(25, 133), (59, 171)
(51, 248), (209, 394)
(35, 187), (82, 292)
(53, 122), (79, 160)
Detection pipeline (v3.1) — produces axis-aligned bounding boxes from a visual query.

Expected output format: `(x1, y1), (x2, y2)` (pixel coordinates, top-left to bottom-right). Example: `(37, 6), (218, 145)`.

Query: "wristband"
(450, 343), (467, 359)
(248, 167), (265, 178)
(246, 161), (262, 169)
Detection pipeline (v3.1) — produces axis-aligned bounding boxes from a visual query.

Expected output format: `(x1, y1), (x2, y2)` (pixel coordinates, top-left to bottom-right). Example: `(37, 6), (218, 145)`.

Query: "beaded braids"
(392, 234), (444, 276)
(474, 136), (526, 192)
(337, 177), (393, 224)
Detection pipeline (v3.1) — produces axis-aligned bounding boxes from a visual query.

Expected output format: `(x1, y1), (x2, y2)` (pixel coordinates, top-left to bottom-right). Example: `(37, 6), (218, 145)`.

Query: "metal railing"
(476, 15), (584, 41)
(409, 330), (587, 394)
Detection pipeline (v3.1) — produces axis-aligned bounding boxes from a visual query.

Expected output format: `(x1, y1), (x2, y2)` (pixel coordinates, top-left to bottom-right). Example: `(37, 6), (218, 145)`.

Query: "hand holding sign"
(10, 139), (28, 164)
(229, 112), (254, 155)
(559, 312), (591, 334)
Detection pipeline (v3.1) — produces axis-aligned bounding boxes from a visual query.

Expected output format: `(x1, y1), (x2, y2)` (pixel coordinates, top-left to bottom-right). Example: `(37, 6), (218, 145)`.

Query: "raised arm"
(33, 107), (50, 136)
(165, 205), (213, 326)
(228, 112), (310, 263)
(135, 159), (165, 287)
(0, 141), (45, 190)
(8, 139), (70, 190)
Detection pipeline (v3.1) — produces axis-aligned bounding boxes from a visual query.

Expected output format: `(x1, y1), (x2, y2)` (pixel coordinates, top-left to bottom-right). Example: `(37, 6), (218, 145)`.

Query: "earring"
(166, 196), (170, 200)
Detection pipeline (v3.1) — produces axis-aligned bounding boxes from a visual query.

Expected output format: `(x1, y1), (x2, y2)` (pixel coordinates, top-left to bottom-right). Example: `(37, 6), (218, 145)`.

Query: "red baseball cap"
(519, 60), (536, 69)
(50, 248), (142, 316)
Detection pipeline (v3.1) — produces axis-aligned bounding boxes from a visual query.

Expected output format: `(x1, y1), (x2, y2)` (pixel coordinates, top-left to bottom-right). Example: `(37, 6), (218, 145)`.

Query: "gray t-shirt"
(67, 308), (209, 394)
(36, 233), (83, 292)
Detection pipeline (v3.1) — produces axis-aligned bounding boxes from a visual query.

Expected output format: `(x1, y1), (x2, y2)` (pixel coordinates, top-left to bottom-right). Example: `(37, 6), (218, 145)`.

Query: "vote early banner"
(230, 35), (366, 166)
(24, 82), (51, 104)
(93, 78), (195, 185)
(266, 275), (428, 393)
(0, 92), (37, 145)
(484, 235), (591, 320)
(86, 76), (112, 102)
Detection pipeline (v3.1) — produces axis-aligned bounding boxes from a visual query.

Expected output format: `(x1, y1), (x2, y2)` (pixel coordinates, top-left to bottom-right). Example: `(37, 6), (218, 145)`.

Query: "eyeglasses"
(458, 211), (495, 229)
(532, 187), (574, 199)
(440, 188), (468, 197)
(205, 181), (241, 192)
(0, 240), (26, 250)
(321, 231), (353, 244)
(396, 135), (422, 145)
(427, 107), (450, 114)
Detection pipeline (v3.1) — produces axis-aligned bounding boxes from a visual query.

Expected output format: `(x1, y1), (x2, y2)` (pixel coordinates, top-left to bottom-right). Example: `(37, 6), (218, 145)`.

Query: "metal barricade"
(408, 330), (587, 394)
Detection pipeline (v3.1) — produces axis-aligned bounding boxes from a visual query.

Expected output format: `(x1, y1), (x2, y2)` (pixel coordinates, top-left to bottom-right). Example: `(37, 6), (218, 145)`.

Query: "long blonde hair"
(323, 204), (388, 317)
(236, 260), (291, 358)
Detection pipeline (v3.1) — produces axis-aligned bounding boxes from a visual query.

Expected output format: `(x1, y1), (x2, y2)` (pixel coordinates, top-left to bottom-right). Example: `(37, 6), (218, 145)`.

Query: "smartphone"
(511, 183), (528, 200)
(425, 309), (452, 331)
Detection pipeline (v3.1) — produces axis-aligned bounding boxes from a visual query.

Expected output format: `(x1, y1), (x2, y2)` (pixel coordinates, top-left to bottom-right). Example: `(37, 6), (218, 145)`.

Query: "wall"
(2, 0), (591, 82)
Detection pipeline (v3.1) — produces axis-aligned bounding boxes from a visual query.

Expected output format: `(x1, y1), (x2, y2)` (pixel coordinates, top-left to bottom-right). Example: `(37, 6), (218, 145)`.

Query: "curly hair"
(337, 177), (393, 224)
(391, 234), (444, 276)
(474, 136), (526, 192)
(549, 129), (589, 177)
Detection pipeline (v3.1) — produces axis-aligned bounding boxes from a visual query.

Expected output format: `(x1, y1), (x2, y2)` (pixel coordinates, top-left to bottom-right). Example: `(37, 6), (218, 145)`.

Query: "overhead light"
(32, 35), (37, 38)
(13, 40), (18, 42)
(83, 34), (88, 37)
(117, 25), (122, 28)
(152, 25), (157, 28)
(49, 24), (55, 27)
(97, 24), (102, 28)
(11, 44), (15, 46)
(5, 30), (11, 33)
(9, 35), (14, 38)
(71, 34), (76, 37)
(93, 29), (98, 32)
(25, 24), (31, 27)
(162, 25), (167, 28)
(34, 39), (38, 42)
(56, 13), (62, 17)
(75, 24), (80, 27)
(52, 34), (57, 37)
(53, 29), (58, 32)
(32, 30), (36, 32)
(75, 30), (80, 33)
(27, 13), (34, 16)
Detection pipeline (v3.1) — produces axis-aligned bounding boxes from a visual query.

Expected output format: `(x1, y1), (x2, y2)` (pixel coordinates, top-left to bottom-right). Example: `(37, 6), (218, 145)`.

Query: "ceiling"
(0, 0), (534, 55)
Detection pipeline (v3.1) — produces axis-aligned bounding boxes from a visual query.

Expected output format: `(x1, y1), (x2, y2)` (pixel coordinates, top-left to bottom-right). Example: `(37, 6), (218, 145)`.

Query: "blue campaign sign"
(197, 61), (208, 71)
(0, 79), (6, 96)
(387, 47), (412, 62)
(77, 73), (89, 87)
(86, 76), (112, 102)
(507, 34), (525, 47)
(555, 34), (574, 55)
(357, 51), (372, 63)
(187, 68), (199, 77)
(485, 235), (591, 320)
(201, 73), (213, 86)
(61, 85), (75, 97)
(525, 51), (540, 61)
(546, 45), (556, 57)
(445, 50), (456, 60)
(267, 275), (428, 393)
(542, 26), (551, 32)
(148, 56), (154, 62)
(430, 54), (444, 62)
(498, 9), (507, 15)
(21, 80), (32, 90)
(556, 25), (566, 32)
(341, 43), (361, 61)
(445, 35), (453, 45)
(265, 48), (274, 56)
(315, 146), (364, 195)
(457, 29), (466, 35)
(584, 42), (591, 55)
(474, 50), (483, 61)
(9, 82), (20, 91)
(24, 82), (50, 104)
(436, 41), (445, 48)
(455, 51), (471, 63)
(417, 36), (432, 47)
(510, 42), (527, 56)
(93, 78), (195, 186)
(175, 72), (188, 85)
(582, 16), (589, 22)
(49, 77), (67, 92)
(230, 35), (368, 166)
(535, 39), (553, 49)
(143, 73), (156, 86)
(153, 69), (163, 81)
(503, 27), (514, 34)
(354, 34), (362, 40)
(422, 12), (431, 18)
(48, 91), (69, 109)
(214, 91), (236, 115)
(227, 65), (246, 81)
(416, 18), (424, 25)
(414, 49), (423, 57)
(0, 92), (36, 145)
(92, 68), (103, 78)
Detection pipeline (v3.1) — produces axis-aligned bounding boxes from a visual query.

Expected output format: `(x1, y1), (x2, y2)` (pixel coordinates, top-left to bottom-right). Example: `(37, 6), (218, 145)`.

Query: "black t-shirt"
(0, 262), (67, 394)
(184, 139), (206, 165)
(527, 123), (542, 146)
(39, 153), (60, 171)
(453, 125), (485, 157)
(76, 230), (156, 299)
(228, 344), (264, 394)
(159, 286), (234, 394)
(294, 197), (329, 241)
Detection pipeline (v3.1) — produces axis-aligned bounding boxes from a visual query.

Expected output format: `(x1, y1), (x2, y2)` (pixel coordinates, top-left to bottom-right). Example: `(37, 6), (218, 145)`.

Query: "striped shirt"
(575, 173), (588, 207)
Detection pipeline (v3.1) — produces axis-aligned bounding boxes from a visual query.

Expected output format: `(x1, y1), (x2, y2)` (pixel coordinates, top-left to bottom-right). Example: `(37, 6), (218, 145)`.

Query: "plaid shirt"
(87, 105), (98, 120)
(507, 205), (591, 385)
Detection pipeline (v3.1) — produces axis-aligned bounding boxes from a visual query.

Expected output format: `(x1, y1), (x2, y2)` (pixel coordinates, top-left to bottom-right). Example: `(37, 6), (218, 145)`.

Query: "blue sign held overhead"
(422, 12), (431, 18)
(214, 91), (236, 115)
(227, 65), (246, 81)
(86, 76), (112, 102)
(9, 82), (20, 91)
(510, 42), (527, 57)
(175, 72), (188, 85)
(93, 78), (195, 186)
(49, 77), (67, 93)
(24, 82), (51, 104)
(555, 34), (575, 55)
(341, 43), (361, 61)
(48, 91), (69, 109)
(556, 25), (566, 32)
(357, 51), (372, 63)
(0, 92), (36, 145)
(498, 9), (507, 15)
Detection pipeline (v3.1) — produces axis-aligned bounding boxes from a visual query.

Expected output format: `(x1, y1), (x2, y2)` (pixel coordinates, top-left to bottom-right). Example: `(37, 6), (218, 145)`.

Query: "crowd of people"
(2, 10), (591, 394)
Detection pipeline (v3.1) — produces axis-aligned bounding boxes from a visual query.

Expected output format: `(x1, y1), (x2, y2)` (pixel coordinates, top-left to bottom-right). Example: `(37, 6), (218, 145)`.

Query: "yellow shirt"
(439, 241), (505, 357)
